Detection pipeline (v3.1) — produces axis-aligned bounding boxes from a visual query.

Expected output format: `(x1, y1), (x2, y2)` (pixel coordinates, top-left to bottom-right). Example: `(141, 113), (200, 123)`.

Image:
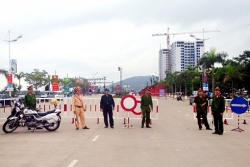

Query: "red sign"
(52, 75), (59, 91)
(7, 74), (13, 84)
(116, 85), (120, 90)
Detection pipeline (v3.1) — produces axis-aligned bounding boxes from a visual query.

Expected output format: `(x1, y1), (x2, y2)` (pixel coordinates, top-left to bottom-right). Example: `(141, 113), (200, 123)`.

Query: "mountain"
(107, 76), (156, 91)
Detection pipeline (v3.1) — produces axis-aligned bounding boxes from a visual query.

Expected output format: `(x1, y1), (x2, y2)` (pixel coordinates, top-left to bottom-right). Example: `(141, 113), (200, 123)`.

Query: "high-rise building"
(159, 49), (171, 81)
(171, 40), (204, 72)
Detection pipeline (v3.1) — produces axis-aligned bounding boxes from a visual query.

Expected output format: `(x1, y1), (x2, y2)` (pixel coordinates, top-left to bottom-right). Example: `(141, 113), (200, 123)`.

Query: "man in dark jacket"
(211, 87), (225, 135)
(100, 89), (115, 128)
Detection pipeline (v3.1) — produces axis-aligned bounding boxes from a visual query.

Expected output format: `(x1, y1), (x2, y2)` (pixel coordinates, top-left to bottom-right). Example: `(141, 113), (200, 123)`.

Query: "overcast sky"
(0, 0), (250, 90)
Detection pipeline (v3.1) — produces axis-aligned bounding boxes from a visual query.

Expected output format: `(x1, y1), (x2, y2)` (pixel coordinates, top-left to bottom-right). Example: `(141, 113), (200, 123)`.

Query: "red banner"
(8, 74), (13, 84)
(52, 75), (59, 91)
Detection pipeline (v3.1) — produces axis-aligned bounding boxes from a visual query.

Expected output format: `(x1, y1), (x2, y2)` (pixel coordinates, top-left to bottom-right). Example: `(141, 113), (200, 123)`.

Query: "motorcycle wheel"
(44, 120), (61, 131)
(2, 119), (19, 133)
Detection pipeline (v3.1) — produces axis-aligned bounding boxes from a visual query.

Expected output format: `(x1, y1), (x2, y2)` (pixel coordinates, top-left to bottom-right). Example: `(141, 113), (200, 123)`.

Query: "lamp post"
(4, 30), (22, 96)
(118, 67), (122, 90)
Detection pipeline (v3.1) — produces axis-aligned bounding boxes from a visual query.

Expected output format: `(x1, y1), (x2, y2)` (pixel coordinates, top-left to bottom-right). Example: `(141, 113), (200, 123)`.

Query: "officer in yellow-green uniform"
(140, 88), (153, 128)
(211, 87), (225, 135)
(24, 85), (36, 110)
(194, 88), (212, 130)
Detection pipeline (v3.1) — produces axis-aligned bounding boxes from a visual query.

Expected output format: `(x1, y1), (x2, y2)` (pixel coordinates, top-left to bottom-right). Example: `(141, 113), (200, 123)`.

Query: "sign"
(64, 78), (70, 92)
(159, 89), (164, 97)
(52, 75), (59, 91)
(7, 74), (13, 91)
(198, 65), (203, 72)
(10, 59), (17, 74)
(115, 85), (121, 90)
(202, 73), (209, 91)
(120, 95), (141, 115)
(230, 97), (249, 114)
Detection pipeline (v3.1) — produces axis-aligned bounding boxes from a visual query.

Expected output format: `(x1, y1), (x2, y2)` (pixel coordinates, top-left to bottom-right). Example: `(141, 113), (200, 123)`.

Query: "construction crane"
(152, 28), (220, 50)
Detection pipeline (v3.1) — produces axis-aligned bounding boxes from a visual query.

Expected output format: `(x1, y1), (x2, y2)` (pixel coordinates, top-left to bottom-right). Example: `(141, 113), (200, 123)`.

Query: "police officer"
(24, 85), (42, 130)
(24, 85), (36, 110)
(141, 88), (153, 128)
(100, 88), (115, 128)
(194, 88), (212, 130)
(72, 86), (89, 130)
(211, 87), (225, 135)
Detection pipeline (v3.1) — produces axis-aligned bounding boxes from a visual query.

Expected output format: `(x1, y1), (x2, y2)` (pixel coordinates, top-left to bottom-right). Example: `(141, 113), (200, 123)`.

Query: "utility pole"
(118, 67), (122, 90)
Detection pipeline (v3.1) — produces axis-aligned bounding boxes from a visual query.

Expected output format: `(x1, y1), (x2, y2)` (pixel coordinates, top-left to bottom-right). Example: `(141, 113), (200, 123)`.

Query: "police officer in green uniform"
(140, 88), (153, 128)
(194, 88), (212, 130)
(24, 85), (36, 110)
(211, 87), (225, 135)
(24, 85), (41, 130)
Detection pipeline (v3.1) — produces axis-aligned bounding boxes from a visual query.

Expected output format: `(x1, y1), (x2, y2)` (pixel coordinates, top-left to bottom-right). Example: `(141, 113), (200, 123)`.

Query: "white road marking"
(67, 160), (78, 167)
(186, 114), (189, 116)
(92, 135), (100, 141)
(177, 111), (181, 112)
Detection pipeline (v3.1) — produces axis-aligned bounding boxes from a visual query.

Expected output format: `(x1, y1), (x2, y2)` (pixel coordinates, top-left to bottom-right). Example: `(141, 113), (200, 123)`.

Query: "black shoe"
(36, 127), (43, 129)
(199, 127), (202, 130)
(28, 127), (31, 130)
(111, 126), (114, 129)
(206, 128), (212, 130)
(104, 126), (108, 128)
(141, 125), (144, 128)
(218, 132), (223, 135)
(76, 128), (79, 130)
(212, 132), (219, 134)
(83, 126), (89, 129)
(146, 126), (151, 128)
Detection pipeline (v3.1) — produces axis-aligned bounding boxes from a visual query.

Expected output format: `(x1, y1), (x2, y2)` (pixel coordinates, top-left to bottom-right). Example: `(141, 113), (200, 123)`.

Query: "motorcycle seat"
(37, 110), (56, 116)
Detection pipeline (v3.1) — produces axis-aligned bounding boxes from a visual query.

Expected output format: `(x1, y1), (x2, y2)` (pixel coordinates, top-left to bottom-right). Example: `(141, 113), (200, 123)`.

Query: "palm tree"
(186, 65), (199, 92)
(199, 47), (228, 95)
(14, 71), (25, 90)
(0, 69), (8, 80)
(223, 64), (245, 97)
(180, 69), (190, 99)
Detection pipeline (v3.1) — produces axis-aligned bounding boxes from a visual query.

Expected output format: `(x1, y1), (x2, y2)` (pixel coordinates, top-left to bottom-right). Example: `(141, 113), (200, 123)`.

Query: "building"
(171, 40), (204, 72)
(159, 49), (171, 81)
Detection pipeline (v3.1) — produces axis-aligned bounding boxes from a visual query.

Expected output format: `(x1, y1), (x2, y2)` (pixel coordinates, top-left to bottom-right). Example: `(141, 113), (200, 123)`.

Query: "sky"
(0, 0), (250, 90)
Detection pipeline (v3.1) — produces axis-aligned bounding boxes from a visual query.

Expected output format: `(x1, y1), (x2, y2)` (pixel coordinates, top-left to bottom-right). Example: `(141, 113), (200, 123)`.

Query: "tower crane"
(152, 28), (220, 50)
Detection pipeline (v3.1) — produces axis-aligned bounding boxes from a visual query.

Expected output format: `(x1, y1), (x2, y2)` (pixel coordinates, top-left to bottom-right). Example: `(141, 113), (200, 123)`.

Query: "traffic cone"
(242, 119), (247, 124)
(224, 119), (228, 125)
(200, 119), (203, 125)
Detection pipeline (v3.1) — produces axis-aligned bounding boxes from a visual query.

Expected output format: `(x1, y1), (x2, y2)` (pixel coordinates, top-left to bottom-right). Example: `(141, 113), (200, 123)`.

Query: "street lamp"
(4, 30), (22, 96)
(118, 67), (122, 90)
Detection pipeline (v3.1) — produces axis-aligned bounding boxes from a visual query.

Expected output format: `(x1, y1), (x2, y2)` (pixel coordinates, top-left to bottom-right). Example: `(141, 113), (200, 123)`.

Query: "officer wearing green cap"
(194, 88), (212, 130)
(140, 87), (153, 128)
(211, 87), (225, 135)
(24, 85), (36, 110)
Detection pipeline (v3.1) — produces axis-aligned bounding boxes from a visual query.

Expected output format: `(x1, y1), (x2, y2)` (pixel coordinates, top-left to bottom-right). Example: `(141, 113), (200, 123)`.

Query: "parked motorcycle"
(2, 99), (61, 133)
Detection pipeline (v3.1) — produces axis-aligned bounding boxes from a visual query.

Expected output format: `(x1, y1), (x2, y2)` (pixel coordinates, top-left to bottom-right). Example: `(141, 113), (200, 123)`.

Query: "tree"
(14, 71), (25, 90)
(223, 64), (245, 96)
(0, 69), (8, 79)
(25, 69), (49, 90)
(186, 65), (199, 92)
(199, 47), (228, 95)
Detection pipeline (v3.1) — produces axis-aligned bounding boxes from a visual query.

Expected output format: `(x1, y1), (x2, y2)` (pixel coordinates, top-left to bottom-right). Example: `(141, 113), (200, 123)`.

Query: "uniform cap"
(215, 87), (220, 91)
(198, 88), (203, 92)
(27, 85), (33, 90)
(104, 88), (109, 91)
(74, 86), (81, 92)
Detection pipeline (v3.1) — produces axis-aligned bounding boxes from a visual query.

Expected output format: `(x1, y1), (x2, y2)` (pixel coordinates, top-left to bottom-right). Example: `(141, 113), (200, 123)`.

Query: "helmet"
(50, 98), (58, 105)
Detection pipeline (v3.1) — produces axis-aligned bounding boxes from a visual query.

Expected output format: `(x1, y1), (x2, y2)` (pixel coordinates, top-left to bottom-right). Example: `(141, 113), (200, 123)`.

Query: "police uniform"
(140, 89), (153, 128)
(194, 88), (211, 130)
(24, 87), (36, 110)
(72, 87), (89, 130)
(211, 87), (225, 135)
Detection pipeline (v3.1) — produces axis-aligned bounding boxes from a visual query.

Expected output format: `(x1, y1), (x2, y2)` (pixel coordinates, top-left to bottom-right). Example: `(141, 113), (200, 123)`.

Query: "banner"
(64, 77), (70, 92)
(52, 75), (59, 91)
(7, 74), (13, 91)
(10, 59), (17, 74)
(202, 73), (209, 91)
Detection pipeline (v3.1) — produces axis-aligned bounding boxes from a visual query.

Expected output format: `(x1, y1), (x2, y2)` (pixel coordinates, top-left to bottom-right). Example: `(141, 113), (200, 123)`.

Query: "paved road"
(1, 98), (250, 167)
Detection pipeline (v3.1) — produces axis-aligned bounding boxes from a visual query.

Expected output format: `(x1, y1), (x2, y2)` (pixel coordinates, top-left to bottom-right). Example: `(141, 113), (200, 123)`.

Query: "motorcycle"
(2, 100), (61, 133)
